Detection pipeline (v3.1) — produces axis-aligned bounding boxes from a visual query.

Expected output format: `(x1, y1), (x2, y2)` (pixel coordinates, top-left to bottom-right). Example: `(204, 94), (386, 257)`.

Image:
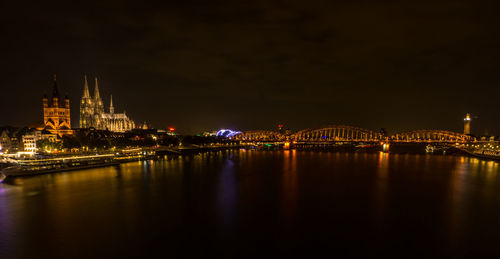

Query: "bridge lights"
(382, 142), (390, 152)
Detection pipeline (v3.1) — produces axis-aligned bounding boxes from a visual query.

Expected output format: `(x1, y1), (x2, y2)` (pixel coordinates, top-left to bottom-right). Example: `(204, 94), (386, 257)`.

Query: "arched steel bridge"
(231, 130), (285, 141)
(291, 125), (382, 142)
(391, 130), (475, 143)
(229, 126), (476, 143)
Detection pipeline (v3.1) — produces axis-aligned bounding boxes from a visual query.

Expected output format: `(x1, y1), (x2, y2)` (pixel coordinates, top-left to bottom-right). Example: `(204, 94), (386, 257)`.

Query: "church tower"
(109, 95), (115, 114)
(94, 77), (104, 114)
(93, 77), (104, 129)
(79, 75), (94, 128)
(43, 75), (72, 136)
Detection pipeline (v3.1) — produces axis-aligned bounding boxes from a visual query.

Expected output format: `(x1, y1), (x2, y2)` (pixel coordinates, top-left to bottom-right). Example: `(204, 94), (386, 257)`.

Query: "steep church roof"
(94, 77), (101, 100)
(52, 75), (59, 99)
(109, 95), (115, 114)
(83, 75), (90, 98)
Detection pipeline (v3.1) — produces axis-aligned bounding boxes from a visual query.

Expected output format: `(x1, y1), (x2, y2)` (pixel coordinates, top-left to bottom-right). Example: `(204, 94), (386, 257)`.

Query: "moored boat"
(0, 153), (150, 177)
(465, 149), (500, 161)
(426, 144), (452, 154)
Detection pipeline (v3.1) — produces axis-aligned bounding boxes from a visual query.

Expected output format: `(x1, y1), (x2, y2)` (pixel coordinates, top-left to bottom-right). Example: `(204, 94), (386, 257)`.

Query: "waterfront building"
(79, 76), (135, 132)
(22, 134), (37, 153)
(21, 129), (58, 153)
(0, 130), (11, 152)
(0, 128), (25, 153)
(43, 76), (73, 136)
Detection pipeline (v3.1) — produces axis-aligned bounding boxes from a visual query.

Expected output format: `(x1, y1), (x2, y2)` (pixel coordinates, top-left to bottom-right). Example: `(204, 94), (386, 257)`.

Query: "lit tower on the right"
(464, 113), (471, 135)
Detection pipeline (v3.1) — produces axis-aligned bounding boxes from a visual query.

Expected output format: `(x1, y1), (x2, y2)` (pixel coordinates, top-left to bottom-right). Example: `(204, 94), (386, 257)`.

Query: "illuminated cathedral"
(43, 76), (73, 136)
(79, 76), (135, 132)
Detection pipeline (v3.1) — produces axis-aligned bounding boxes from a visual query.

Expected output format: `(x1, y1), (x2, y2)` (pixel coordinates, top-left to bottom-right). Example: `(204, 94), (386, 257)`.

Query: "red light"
(169, 127), (175, 131)
(278, 124), (284, 128)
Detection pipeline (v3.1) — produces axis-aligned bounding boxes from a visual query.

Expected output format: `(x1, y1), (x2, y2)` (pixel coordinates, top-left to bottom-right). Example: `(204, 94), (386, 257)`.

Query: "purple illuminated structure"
(216, 129), (242, 138)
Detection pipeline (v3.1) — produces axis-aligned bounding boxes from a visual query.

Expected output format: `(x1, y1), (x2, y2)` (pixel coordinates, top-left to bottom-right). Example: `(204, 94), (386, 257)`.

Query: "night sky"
(2, 0), (500, 135)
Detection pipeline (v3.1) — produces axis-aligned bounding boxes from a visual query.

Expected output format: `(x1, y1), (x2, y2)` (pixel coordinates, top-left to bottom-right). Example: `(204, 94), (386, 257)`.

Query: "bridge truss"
(391, 130), (475, 143)
(291, 125), (382, 142)
(229, 127), (476, 144)
(231, 130), (285, 141)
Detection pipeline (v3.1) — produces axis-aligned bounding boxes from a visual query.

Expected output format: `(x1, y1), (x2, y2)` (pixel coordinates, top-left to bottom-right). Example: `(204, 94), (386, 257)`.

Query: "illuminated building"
(22, 134), (37, 152)
(43, 76), (73, 136)
(21, 129), (57, 153)
(166, 127), (176, 136)
(137, 122), (149, 130)
(202, 131), (217, 137)
(464, 113), (471, 135)
(216, 129), (241, 138)
(79, 76), (135, 132)
(0, 130), (11, 152)
(0, 128), (23, 153)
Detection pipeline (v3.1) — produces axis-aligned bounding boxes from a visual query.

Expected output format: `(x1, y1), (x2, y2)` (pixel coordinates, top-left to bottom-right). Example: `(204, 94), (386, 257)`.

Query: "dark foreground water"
(1, 150), (500, 258)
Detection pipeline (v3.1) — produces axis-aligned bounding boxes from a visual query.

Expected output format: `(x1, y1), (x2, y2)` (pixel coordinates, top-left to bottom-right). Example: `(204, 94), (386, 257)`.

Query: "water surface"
(1, 150), (500, 258)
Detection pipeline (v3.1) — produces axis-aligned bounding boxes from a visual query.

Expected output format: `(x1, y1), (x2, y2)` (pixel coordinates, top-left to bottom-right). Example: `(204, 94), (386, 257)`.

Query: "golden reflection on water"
(441, 156), (500, 249)
(446, 155), (469, 247)
(282, 150), (298, 226)
(373, 151), (389, 222)
(3, 151), (500, 254)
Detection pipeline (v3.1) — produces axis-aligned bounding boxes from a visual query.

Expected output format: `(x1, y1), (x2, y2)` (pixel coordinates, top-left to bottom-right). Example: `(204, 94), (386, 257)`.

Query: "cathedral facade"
(43, 76), (73, 136)
(79, 76), (135, 132)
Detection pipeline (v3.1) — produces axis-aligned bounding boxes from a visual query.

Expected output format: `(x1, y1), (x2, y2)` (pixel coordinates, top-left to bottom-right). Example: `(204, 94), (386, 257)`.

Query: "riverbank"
(0, 153), (147, 178)
(457, 147), (500, 161)
(3, 144), (500, 180)
(0, 145), (250, 179)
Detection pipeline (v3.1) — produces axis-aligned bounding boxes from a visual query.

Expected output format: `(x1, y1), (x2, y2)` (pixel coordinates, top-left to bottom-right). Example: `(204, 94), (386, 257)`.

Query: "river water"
(1, 150), (500, 258)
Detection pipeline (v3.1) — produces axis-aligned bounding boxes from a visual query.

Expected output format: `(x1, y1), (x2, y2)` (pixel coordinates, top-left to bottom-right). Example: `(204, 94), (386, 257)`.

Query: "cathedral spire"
(52, 74), (60, 99)
(109, 95), (114, 114)
(94, 77), (101, 100)
(83, 75), (90, 98)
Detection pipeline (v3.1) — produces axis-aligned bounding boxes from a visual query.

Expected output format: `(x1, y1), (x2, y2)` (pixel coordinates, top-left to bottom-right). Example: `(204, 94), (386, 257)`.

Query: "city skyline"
(0, 74), (493, 136)
(3, 2), (500, 257)
(2, 0), (500, 134)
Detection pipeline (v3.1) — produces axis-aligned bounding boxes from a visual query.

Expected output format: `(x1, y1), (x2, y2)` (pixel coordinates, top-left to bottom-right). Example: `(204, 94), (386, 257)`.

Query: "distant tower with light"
(278, 124), (284, 134)
(464, 113), (471, 135)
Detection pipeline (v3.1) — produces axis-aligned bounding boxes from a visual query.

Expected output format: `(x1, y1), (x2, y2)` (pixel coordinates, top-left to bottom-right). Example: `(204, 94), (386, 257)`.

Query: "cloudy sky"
(2, 0), (499, 134)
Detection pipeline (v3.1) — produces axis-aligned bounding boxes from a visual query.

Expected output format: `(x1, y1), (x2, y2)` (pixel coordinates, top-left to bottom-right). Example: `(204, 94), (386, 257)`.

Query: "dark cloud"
(1, 0), (499, 134)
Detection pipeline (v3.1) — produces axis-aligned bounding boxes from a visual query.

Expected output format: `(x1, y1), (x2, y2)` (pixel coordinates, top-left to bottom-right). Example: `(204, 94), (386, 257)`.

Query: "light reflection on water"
(281, 150), (298, 227)
(373, 151), (389, 224)
(217, 154), (237, 228)
(1, 150), (500, 257)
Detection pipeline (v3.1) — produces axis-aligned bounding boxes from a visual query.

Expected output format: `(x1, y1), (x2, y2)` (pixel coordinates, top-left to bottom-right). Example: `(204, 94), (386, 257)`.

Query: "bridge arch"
(391, 130), (475, 143)
(231, 130), (285, 141)
(291, 125), (382, 142)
